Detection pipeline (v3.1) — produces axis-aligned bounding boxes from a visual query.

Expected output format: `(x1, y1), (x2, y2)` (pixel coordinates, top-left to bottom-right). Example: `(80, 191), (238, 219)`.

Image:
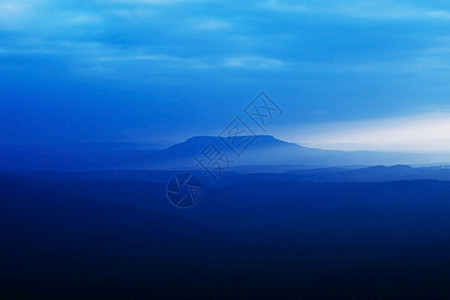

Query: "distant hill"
(2, 136), (450, 171)
(7, 164), (450, 185)
(130, 135), (450, 170)
(285, 164), (450, 182)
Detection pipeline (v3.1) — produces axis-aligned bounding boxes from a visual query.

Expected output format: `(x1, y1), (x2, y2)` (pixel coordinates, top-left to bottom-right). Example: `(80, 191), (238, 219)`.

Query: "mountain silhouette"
(128, 135), (450, 170)
(129, 135), (326, 169)
(3, 136), (450, 171)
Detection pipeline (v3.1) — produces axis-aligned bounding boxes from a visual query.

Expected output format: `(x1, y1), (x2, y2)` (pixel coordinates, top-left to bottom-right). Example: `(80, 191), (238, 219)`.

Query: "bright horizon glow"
(278, 113), (450, 153)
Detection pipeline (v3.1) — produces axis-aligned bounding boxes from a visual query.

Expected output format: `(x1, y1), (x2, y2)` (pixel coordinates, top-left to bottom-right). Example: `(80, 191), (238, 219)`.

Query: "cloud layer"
(1, 0), (450, 75)
(1, 0), (450, 148)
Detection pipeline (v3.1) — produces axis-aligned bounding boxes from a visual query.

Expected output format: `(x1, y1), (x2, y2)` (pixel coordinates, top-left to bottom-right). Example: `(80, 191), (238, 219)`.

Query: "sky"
(1, 0), (450, 151)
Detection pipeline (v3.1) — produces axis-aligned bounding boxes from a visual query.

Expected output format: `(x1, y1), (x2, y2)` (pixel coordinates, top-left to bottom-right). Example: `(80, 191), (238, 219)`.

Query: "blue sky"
(1, 0), (450, 151)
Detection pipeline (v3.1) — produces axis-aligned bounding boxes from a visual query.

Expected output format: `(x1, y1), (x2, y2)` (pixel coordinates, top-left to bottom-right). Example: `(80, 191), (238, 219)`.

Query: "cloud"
(0, 1), (33, 28)
(109, 0), (203, 5)
(1, 0), (449, 78)
(2, 0), (450, 144)
(67, 14), (102, 24)
(262, 0), (309, 12)
(224, 56), (283, 69)
(262, 0), (450, 20)
(190, 18), (231, 30)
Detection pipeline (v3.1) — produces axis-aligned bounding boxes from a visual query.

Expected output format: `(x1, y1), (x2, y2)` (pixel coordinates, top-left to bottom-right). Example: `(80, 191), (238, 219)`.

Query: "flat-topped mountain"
(134, 135), (450, 170)
(2, 135), (450, 171)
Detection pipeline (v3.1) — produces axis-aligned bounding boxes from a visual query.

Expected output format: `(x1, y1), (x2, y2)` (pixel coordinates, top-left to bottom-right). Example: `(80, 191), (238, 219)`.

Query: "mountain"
(129, 135), (311, 169)
(3, 136), (450, 172)
(120, 135), (320, 169)
(128, 135), (450, 170)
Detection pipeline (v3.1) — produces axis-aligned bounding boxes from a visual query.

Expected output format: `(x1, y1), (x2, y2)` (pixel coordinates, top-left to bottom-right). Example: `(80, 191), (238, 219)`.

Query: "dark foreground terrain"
(2, 172), (450, 299)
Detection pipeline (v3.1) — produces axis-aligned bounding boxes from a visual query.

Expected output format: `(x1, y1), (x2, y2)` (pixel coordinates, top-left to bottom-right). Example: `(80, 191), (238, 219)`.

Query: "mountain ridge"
(2, 135), (450, 171)
(133, 135), (450, 170)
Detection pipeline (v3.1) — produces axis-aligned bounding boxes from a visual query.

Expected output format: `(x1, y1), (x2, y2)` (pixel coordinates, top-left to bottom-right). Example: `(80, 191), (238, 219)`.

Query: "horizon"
(5, 132), (450, 155)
